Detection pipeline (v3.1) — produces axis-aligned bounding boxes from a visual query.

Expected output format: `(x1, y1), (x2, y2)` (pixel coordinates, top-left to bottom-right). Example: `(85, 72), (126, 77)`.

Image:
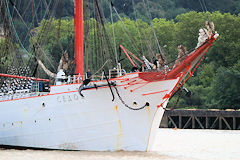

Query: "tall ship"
(0, 0), (218, 151)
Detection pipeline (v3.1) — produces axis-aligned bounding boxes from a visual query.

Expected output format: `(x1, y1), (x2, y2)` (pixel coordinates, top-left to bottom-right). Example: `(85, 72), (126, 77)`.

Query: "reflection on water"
(1, 129), (240, 160)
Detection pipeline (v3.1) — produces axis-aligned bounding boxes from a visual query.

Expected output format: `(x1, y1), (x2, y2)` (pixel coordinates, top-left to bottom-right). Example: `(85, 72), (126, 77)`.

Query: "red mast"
(74, 0), (84, 75)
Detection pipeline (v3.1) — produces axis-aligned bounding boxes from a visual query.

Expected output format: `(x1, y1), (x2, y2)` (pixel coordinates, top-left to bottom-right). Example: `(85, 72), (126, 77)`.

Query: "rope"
(93, 1), (98, 70)
(110, 0), (142, 56)
(33, 0), (41, 25)
(90, 59), (111, 79)
(198, 0), (205, 12)
(201, 0), (208, 12)
(32, 0), (35, 29)
(56, 0), (65, 54)
(36, 0), (60, 71)
(92, 1), (97, 71)
(166, 90), (183, 111)
(103, 71), (115, 101)
(113, 85), (147, 111)
(94, 0), (115, 68)
(5, 0), (33, 57)
(6, 0), (57, 70)
(22, 0), (32, 18)
(19, 0), (40, 46)
(198, 0), (211, 21)
(170, 45), (212, 99)
(143, 0), (165, 61)
(132, 0), (144, 55)
(110, 3), (118, 64)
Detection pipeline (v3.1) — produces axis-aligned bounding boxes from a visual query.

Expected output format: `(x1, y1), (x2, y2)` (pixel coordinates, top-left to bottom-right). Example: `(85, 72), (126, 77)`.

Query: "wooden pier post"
(192, 116), (195, 129)
(219, 117), (222, 129)
(206, 117), (209, 129)
(233, 117), (236, 130)
(179, 116), (182, 129)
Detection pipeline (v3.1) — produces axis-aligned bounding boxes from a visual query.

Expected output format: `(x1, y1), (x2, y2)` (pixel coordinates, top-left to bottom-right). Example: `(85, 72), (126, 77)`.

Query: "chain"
(113, 86), (147, 111)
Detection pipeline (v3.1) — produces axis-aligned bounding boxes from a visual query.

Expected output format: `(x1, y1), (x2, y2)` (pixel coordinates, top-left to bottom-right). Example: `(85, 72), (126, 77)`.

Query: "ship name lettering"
(57, 96), (61, 102)
(62, 96), (66, 102)
(73, 94), (79, 100)
(57, 94), (79, 103)
(68, 96), (72, 102)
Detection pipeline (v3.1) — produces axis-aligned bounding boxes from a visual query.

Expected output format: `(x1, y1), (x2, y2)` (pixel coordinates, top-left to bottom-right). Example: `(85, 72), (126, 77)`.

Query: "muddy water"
(1, 129), (239, 160)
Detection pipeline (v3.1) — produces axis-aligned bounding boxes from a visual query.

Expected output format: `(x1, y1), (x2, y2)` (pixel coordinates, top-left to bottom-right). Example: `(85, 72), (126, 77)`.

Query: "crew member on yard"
(154, 53), (165, 70)
(174, 45), (188, 67)
(86, 69), (92, 79)
(143, 54), (167, 71)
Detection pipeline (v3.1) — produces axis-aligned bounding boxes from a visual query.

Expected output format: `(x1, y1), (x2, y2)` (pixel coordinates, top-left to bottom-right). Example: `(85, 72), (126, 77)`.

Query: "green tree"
(198, 63), (216, 87)
(208, 12), (240, 68)
(210, 64), (240, 109)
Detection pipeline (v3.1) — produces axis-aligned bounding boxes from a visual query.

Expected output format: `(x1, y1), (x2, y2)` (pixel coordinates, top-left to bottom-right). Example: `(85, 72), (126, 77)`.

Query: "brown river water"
(1, 129), (239, 160)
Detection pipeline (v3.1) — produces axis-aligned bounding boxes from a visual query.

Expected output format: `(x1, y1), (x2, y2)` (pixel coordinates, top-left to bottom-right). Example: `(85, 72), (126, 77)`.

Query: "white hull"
(0, 72), (180, 151)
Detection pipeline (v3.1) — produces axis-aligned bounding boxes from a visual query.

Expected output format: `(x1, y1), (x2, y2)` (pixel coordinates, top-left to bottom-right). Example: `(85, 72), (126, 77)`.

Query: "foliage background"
(1, 0), (240, 109)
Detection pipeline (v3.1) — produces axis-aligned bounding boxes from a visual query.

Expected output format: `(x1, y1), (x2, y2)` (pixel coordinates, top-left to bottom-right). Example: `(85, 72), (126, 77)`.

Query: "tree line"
(1, 10), (240, 109)
(31, 11), (240, 109)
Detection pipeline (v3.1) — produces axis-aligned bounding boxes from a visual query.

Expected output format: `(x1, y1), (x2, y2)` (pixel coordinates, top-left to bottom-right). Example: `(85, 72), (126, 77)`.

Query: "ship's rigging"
(1, 0), (164, 78)
(0, 0), (217, 96)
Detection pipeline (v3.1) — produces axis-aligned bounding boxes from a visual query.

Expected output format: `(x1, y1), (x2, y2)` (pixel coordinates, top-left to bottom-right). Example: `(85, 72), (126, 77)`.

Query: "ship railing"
(56, 69), (126, 85)
(0, 89), (48, 101)
(57, 75), (82, 85)
(15, 89), (30, 93)
(108, 69), (126, 79)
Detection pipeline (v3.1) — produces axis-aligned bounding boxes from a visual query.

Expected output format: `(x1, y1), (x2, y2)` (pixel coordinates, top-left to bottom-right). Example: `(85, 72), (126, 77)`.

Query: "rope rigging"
(130, 0), (155, 59)
(109, 0), (143, 56)
(132, 0), (144, 56)
(3, 0), (73, 80)
(143, 0), (166, 64)
(5, 0), (59, 71)
(93, 0), (116, 70)
(197, 0), (211, 23)
(109, 1), (118, 65)
(84, 1), (90, 70)
(5, 0), (32, 57)
(29, 0), (61, 73)
(0, 0), (13, 72)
